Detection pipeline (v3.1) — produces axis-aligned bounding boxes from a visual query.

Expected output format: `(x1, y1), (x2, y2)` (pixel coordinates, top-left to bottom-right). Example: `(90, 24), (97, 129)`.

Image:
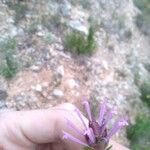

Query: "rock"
(107, 43), (115, 51)
(26, 47), (35, 54)
(99, 0), (107, 5)
(17, 27), (25, 36)
(10, 26), (18, 37)
(6, 17), (14, 24)
(68, 20), (88, 34)
(44, 53), (50, 60)
(52, 89), (64, 97)
(0, 77), (8, 92)
(60, 1), (71, 17)
(41, 82), (49, 87)
(37, 25), (43, 31)
(14, 95), (23, 102)
(36, 31), (45, 37)
(48, 1), (59, 14)
(35, 84), (42, 92)
(49, 47), (58, 56)
(0, 90), (8, 100)
(54, 43), (64, 51)
(67, 79), (78, 89)
(102, 60), (108, 70)
(0, 100), (7, 109)
(57, 65), (64, 77)
(30, 65), (41, 72)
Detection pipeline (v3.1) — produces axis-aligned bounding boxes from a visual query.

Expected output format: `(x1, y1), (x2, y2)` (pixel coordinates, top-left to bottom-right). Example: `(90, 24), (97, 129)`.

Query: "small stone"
(52, 89), (64, 97)
(102, 60), (108, 70)
(57, 65), (64, 77)
(17, 27), (25, 36)
(30, 65), (41, 72)
(48, 2), (59, 14)
(27, 47), (35, 54)
(0, 100), (7, 109)
(107, 43), (114, 51)
(14, 95), (23, 102)
(10, 28), (17, 37)
(6, 17), (14, 23)
(67, 79), (78, 89)
(60, 1), (71, 16)
(54, 43), (64, 51)
(41, 82), (49, 87)
(0, 90), (8, 100)
(68, 20), (88, 34)
(42, 91), (49, 97)
(37, 25), (43, 31)
(45, 53), (50, 60)
(36, 31), (45, 37)
(35, 84), (42, 92)
(49, 47), (58, 56)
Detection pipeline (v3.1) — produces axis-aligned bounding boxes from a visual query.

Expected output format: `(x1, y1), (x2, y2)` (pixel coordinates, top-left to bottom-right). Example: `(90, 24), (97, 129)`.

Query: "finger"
(19, 103), (87, 144)
(56, 103), (89, 149)
(0, 103), (87, 149)
(0, 109), (61, 149)
(36, 143), (65, 150)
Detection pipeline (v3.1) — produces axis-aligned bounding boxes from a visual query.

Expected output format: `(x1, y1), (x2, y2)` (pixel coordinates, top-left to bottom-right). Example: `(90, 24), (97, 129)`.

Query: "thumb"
(0, 103), (87, 149)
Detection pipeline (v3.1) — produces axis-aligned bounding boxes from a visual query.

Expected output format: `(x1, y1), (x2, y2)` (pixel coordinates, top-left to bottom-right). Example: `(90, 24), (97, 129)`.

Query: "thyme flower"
(63, 98), (128, 150)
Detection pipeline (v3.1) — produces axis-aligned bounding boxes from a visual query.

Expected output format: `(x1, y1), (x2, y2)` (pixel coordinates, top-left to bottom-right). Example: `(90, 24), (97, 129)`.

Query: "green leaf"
(106, 145), (113, 150)
(83, 146), (94, 150)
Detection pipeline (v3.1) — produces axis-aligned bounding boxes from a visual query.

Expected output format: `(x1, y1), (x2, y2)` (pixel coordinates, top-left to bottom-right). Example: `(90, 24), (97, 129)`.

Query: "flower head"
(63, 98), (128, 150)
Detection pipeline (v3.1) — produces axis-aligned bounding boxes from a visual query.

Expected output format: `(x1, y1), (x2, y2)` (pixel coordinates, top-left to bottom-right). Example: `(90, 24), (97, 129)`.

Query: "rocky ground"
(0, 0), (150, 147)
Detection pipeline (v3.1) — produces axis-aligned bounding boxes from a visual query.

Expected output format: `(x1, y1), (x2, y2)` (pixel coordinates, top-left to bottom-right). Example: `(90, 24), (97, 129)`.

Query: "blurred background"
(0, 0), (149, 149)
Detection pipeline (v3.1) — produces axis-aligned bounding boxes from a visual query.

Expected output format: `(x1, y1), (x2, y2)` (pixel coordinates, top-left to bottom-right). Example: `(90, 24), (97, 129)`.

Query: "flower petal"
(63, 131), (88, 147)
(84, 128), (95, 143)
(74, 108), (88, 129)
(82, 100), (92, 121)
(100, 109), (114, 135)
(106, 118), (128, 140)
(99, 98), (107, 126)
(66, 118), (84, 135)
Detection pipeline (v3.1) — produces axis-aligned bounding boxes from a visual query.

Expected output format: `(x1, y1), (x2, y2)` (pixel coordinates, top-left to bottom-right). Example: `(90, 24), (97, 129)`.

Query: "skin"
(0, 103), (129, 150)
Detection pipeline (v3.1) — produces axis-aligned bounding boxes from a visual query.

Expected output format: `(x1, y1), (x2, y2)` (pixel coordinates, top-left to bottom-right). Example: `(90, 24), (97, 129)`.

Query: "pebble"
(54, 43), (64, 51)
(0, 100), (7, 109)
(6, 17), (14, 23)
(67, 79), (78, 89)
(0, 90), (8, 100)
(57, 65), (64, 77)
(60, 1), (71, 16)
(26, 47), (35, 54)
(68, 20), (88, 34)
(35, 84), (42, 92)
(30, 65), (41, 72)
(52, 89), (64, 97)
(36, 31), (45, 37)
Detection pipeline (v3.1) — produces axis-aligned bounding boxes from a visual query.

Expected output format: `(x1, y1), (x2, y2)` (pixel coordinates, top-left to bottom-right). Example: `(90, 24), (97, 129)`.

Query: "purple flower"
(63, 98), (128, 150)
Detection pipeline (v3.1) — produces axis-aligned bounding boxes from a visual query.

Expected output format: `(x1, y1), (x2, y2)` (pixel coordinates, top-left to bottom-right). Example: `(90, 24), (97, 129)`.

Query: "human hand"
(0, 103), (129, 150)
